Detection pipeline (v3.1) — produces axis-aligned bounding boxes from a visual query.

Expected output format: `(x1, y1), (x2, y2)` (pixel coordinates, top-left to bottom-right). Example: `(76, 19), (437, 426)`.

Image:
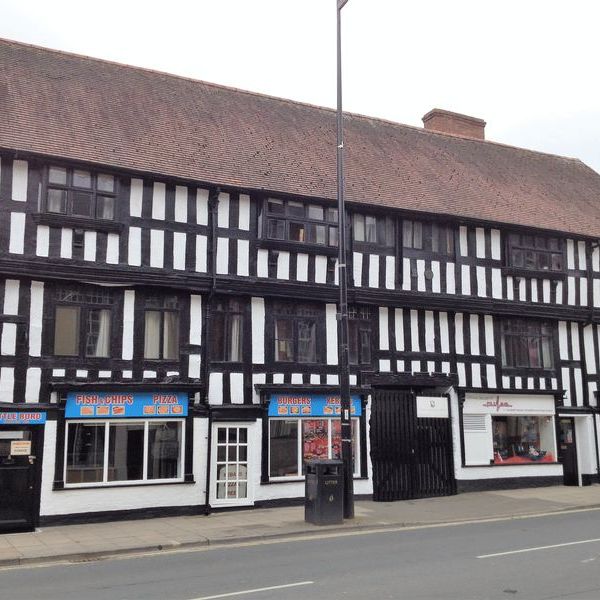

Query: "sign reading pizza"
(65, 392), (188, 418)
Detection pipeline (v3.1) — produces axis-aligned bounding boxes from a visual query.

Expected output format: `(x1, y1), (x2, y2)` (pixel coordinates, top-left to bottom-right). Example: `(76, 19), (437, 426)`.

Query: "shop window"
(348, 306), (372, 365)
(402, 220), (454, 257)
(53, 287), (113, 358)
(65, 420), (183, 486)
(492, 416), (555, 464)
(273, 302), (321, 363)
(269, 418), (359, 479)
(211, 298), (244, 362)
(507, 233), (564, 272)
(44, 165), (117, 220)
(352, 214), (394, 247)
(501, 319), (554, 369)
(263, 198), (338, 247)
(144, 295), (180, 360)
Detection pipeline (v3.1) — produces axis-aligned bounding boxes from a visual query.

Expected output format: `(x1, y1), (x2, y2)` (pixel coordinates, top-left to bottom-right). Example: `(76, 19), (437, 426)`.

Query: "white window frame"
(268, 417), (361, 481)
(64, 418), (185, 488)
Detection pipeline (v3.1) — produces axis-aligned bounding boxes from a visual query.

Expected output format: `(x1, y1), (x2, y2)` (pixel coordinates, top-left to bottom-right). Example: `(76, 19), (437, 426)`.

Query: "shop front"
(0, 408), (47, 532)
(462, 394), (557, 468)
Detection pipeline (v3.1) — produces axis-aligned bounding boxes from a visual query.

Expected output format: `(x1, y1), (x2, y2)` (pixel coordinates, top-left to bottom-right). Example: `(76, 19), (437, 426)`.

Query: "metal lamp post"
(336, 0), (354, 520)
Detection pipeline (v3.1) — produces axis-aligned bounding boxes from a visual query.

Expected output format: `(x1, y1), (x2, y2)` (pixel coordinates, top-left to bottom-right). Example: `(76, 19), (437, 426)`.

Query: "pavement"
(1, 485), (600, 568)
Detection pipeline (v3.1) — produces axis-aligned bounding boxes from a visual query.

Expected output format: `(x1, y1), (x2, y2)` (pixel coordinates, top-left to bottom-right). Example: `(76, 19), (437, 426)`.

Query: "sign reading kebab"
(65, 392), (188, 418)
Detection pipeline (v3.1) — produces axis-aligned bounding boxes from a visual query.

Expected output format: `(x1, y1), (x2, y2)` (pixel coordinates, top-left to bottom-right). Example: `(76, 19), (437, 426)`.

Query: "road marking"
(190, 581), (314, 599)
(478, 538), (600, 559)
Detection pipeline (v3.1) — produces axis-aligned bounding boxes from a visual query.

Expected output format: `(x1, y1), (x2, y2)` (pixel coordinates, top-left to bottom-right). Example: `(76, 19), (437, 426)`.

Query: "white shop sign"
(416, 396), (449, 419)
(10, 440), (31, 456)
(464, 394), (555, 416)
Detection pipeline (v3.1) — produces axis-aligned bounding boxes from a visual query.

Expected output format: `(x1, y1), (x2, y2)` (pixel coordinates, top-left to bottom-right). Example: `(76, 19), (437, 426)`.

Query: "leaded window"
(402, 220), (454, 256)
(507, 233), (564, 272)
(501, 319), (554, 369)
(348, 306), (372, 366)
(352, 214), (394, 247)
(144, 296), (180, 360)
(273, 302), (321, 363)
(212, 298), (244, 362)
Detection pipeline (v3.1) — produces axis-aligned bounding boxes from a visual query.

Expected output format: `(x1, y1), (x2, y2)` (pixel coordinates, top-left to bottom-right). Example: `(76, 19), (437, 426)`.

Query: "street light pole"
(336, 0), (354, 520)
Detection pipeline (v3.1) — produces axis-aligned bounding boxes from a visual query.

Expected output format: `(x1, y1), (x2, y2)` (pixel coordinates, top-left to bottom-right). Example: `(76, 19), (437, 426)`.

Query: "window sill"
(55, 479), (194, 491)
(257, 238), (338, 256)
(263, 475), (364, 484)
(501, 267), (566, 281)
(31, 212), (124, 234)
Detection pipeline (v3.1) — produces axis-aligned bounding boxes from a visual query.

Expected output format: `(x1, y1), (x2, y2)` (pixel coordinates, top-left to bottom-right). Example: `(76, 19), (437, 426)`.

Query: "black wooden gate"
(370, 390), (456, 501)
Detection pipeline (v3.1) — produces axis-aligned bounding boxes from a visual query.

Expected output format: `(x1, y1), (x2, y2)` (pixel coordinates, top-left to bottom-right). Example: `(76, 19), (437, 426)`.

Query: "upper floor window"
(144, 296), (180, 360)
(264, 199), (338, 247)
(348, 306), (372, 366)
(53, 287), (114, 358)
(403, 220), (454, 256)
(507, 233), (563, 272)
(273, 302), (321, 363)
(45, 166), (116, 220)
(352, 214), (394, 247)
(501, 319), (554, 369)
(212, 298), (244, 362)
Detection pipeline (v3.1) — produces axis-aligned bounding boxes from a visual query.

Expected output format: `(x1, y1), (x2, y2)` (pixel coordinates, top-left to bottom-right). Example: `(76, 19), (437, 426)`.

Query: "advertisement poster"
(302, 420), (329, 461)
(65, 392), (188, 418)
(268, 394), (362, 418)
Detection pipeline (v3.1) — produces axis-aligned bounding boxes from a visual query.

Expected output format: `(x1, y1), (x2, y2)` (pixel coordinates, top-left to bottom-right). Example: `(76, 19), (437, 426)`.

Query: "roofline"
(0, 36), (587, 167)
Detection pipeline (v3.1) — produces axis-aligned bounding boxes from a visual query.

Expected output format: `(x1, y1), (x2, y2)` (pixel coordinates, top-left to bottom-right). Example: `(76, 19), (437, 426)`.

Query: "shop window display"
(492, 416), (555, 464)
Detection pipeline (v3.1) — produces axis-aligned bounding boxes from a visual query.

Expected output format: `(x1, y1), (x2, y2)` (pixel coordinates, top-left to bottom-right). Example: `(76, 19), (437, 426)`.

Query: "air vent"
(463, 414), (486, 431)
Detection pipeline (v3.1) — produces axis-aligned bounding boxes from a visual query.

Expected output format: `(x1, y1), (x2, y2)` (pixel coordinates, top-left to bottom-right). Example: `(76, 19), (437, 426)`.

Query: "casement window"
(264, 199), (338, 247)
(348, 306), (372, 365)
(501, 319), (554, 369)
(352, 214), (394, 247)
(53, 288), (113, 357)
(273, 302), (321, 363)
(507, 233), (564, 272)
(144, 296), (180, 360)
(402, 220), (454, 256)
(212, 298), (244, 362)
(44, 166), (117, 220)
(64, 420), (183, 486)
(269, 418), (359, 479)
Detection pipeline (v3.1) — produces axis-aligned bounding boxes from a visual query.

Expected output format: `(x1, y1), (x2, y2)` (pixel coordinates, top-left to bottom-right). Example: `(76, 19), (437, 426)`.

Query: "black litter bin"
(304, 459), (344, 525)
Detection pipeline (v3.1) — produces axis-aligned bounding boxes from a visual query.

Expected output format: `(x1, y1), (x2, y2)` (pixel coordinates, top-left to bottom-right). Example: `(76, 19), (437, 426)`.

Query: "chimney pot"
(422, 108), (486, 140)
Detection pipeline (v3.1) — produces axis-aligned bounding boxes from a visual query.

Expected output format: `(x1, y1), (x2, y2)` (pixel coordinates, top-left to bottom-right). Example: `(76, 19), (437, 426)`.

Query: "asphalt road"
(3, 509), (600, 600)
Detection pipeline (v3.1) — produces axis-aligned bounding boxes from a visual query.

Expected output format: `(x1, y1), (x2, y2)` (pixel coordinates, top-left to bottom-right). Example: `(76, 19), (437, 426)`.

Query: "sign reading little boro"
(268, 394), (362, 417)
(65, 392), (188, 418)
(0, 412), (46, 425)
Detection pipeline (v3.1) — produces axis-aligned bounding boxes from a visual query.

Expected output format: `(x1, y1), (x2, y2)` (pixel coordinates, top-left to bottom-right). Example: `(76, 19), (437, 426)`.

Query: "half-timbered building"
(1, 38), (600, 530)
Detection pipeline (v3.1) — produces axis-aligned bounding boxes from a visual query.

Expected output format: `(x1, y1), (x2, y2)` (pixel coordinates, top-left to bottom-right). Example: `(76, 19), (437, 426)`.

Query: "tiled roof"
(1, 38), (600, 237)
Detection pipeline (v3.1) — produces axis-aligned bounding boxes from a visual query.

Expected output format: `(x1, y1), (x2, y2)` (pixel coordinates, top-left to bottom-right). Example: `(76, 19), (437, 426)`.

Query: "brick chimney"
(422, 108), (486, 140)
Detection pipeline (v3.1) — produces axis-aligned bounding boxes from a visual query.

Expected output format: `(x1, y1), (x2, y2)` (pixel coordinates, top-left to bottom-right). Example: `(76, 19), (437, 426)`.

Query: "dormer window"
(264, 199), (338, 247)
(507, 233), (564, 272)
(44, 166), (116, 220)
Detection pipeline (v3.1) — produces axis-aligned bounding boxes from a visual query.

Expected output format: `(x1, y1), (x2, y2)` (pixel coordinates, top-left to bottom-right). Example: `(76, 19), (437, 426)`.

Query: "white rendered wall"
(40, 419), (208, 517)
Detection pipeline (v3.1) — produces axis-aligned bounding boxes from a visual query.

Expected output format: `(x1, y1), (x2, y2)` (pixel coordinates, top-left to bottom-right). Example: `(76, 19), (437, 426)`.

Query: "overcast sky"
(2, 0), (600, 172)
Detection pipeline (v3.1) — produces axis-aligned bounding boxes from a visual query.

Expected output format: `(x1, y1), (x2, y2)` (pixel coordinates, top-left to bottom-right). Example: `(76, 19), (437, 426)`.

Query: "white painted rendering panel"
(28, 282), (44, 357)
(425, 311), (434, 352)
(11, 160), (28, 202)
(315, 256), (327, 284)
(216, 237), (229, 275)
(326, 304), (339, 365)
(25, 367), (41, 402)
(446, 263), (456, 294)
(368, 254), (379, 288)
(128, 227), (142, 266)
(379, 307), (389, 351)
(174, 186), (188, 222)
(296, 253), (308, 282)
(195, 234), (208, 272)
(237, 240), (249, 276)
(470, 314), (480, 355)
(60, 228), (73, 259)
(84, 231), (97, 262)
(256, 249), (268, 278)
(251, 298), (265, 364)
(476, 266), (486, 297)
(455, 313), (464, 354)
(9, 212), (25, 254)
(385, 256), (395, 290)
(217, 193), (230, 228)
(475, 228), (485, 258)
(461, 265), (470, 295)
(402, 257), (411, 290)
(122, 290), (135, 360)
(439, 312), (450, 353)
(410, 309), (419, 351)
(459, 226), (468, 256)
(567, 239), (575, 269)
(416, 259), (426, 292)
(567, 277), (576, 305)
(238, 194), (250, 230)
(0, 367), (14, 402)
(490, 229), (501, 260)
(3, 280), (19, 315)
(584, 325), (596, 375)
(431, 260), (440, 293)
(188, 354), (201, 379)
(230, 373), (244, 404)
(394, 308), (404, 351)
(276, 251), (290, 280)
(353, 252), (362, 287)
(129, 178), (144, 217)
(173, 232), (187, 270)
(196, 189), (209, 225)
(484, 315), (494, 356)
(189, 295), (202, 345)
(106, 233), (119, 264)
(35, 225), (49, 257)
(578, 241), (586, 270)
(1, 323), (17, 356)
(543, 279), (551, 304)
(150, 230), (164, 268)
(152, 182), (166, 220)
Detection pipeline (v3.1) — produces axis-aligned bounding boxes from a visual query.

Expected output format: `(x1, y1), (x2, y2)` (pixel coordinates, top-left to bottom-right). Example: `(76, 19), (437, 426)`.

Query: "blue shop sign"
(268, 394), (362, 418)
(65, 391), (188, 419)
(0, 412), (46, 425)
